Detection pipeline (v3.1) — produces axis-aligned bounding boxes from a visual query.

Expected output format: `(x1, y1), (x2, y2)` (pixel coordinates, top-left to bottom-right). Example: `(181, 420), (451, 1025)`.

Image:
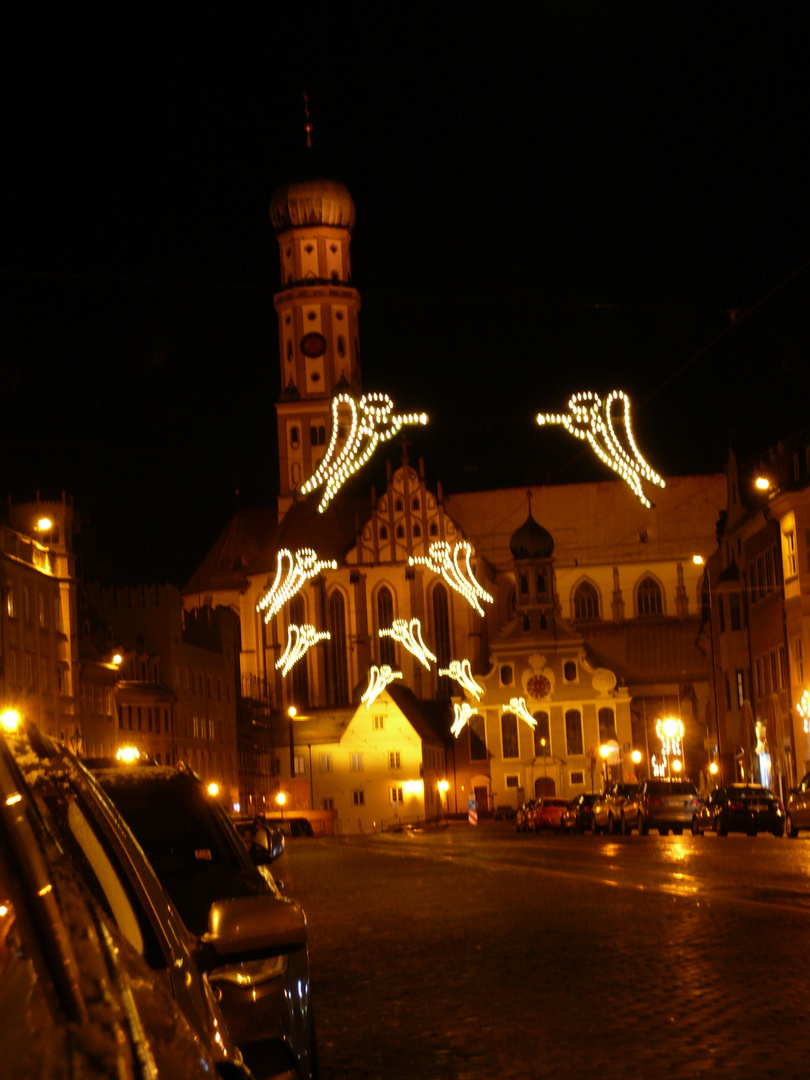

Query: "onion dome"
(270, 178), (356, 232)
(510, 500), (554, 560)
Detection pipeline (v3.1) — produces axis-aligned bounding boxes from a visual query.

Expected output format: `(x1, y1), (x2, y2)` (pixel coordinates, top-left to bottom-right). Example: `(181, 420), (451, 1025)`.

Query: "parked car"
(693, 784), (784, 837)
(516, 798), (538, 832)
(528, 797), (568, 832)
(592, 783), (638, 835)
(1, 723), (250, 1080)
(562, 792), (601, 834)
(231, 814), (287, 858)
(89, 759), (318, 1080)
(786, 772), (810, 837)
(621, 778), (702, 835)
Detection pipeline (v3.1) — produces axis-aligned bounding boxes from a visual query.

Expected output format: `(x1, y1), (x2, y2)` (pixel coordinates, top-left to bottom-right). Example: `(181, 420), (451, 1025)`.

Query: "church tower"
(270, 160), (362, 515)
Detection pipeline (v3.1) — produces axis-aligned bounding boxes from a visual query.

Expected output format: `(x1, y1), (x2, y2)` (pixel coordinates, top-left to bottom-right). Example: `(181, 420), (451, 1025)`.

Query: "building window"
(294, 755), (305, 775)
(598, 708), (616, 743)
(505, 774), (519, 789)
(637, 577), (663, 616)
(563, 661), (577, 682)
(729, 593), (742, 631)
(793, 638), (804, 682)
(724, 674), (732, 711)
(469, 714), (487, 761)
(388, 751), (402, 769)
(736, 670), (745, 708)
(373, 715), (385, 731)
(328, 591), (350, 706)
(377, 586), (395, 666)
(770, 650), (779, 691)
(779, 646), (788, 690)
(322, 798), (334, 810)
(23, 587), (31, 623)
(500, 665), (513, 686)
(432, 584), (452, 696)
(6, 588), (16, 620)
(785, 530), (797, 577)
(350, 752), (364, 771)
(290, 424), (300, 449)
(38, 593), (47, 629)
(533, 713), (550, 756)
(573, 581), (599, 620)
(319, 754), (332, 773)
(118, 705), (123, 729)
(353, 790), (365, 805)
(289, 595), (310, 708)
(390, 786), (404, 805)
(565, 709), (584, 756)
(501, 712), (519, 759)
(570, 770), (585, 786)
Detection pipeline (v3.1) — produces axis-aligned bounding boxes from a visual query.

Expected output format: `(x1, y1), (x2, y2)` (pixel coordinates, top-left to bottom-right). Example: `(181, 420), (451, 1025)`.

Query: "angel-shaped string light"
(451, 702), (475, 738)
(299, 392), (427, 513)
(439, 659), (484, 701)
(800, 689), (810, 735)
(256, 548), (338, 624)
(379, 618), (436, 670)
(507, 698), (537, 729)
(537, 390), (665, 507)
(276, 624), (331, 677)
(409, 541), (493, 616)
(361, 665), (403, 709)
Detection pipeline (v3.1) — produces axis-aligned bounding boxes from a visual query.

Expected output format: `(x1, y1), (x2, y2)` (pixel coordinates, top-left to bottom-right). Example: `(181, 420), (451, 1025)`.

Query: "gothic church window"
(637, 576), (663, 616)
(328, 591), (350, 706)
(432, 584), (452, 696)
(573, 581), (600, 620)
(501, 712), (519, 758)
(378, 587), (395, 666)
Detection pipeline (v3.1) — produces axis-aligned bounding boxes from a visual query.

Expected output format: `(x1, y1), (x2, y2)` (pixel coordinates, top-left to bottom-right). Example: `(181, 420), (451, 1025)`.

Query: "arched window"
(637, 576), (663, 616)
(432, 584), (452, 696)
(565, 709), (583, 755)
(536, 570), (546, 595)
(380, 525), (389, 541)
(377, 586), (395, 666)
(573, 581), (600, 620)
(501, 712), (519, 758)
(533, 712), (550, 756)
(328, 591), (350, 705)
(288, 595), (309, 708)
(519, 573), (529, 597)
(598, 707), (616, 743)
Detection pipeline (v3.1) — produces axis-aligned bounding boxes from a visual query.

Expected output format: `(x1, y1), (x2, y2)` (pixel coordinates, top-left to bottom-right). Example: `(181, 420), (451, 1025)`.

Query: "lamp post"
(632, 749), (642, 781)
(438, 779), (449, 826)
(276, 790), (287, 823)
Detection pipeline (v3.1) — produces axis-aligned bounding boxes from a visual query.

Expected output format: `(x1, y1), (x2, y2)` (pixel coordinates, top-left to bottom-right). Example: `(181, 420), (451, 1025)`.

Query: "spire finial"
(303, 91), (313, 149)
(526, 488), (533, 515)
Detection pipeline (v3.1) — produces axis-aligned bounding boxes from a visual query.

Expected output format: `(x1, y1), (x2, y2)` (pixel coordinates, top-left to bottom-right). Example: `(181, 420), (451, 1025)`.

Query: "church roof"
(269, 177), (356, 231)
(181, 507), (279, 596)
(386, 683), (450, 746)
(270, 494), (371, 565)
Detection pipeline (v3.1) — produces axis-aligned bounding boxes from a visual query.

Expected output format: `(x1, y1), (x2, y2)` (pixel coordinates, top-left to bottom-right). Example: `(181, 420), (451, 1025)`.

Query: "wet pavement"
(279, 821), (810, 1080)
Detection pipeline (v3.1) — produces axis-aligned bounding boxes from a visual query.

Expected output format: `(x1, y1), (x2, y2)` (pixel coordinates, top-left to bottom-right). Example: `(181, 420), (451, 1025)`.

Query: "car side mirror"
(201, 894), (307, 964)
(249, 825), (285, 864)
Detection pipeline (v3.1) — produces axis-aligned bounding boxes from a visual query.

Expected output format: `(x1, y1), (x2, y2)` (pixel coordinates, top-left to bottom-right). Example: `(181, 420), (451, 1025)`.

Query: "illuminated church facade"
(183, 168), (726, 829)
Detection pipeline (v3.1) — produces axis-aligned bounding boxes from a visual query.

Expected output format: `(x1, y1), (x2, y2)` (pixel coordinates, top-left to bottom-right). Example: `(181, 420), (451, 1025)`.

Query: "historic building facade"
(182, 166), (727, 828)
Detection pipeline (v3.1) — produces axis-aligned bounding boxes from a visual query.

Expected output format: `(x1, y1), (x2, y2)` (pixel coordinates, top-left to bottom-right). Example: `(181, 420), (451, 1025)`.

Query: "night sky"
(3, 5), (809, 586)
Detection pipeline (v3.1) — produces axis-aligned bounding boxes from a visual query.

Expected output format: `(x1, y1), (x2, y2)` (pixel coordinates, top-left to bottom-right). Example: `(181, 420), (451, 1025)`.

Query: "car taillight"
(690, 798), (701, 807)
(728, 800), (744, 811)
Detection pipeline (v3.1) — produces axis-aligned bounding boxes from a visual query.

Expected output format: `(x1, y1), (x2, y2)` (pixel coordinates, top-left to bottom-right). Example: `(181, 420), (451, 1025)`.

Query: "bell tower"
(270, 149), (362, 515)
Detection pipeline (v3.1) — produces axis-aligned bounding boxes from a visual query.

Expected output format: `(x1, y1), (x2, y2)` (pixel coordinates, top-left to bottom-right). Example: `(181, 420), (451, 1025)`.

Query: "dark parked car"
(693, 784), (784, 837)
(90, 760), (317, 1080)
(786, 772), (810, 837)
(562, 792), (601, 833)
(1, 723), (250, 1080)
(621, 778), (702, 835)
(516, 798), (538, 832)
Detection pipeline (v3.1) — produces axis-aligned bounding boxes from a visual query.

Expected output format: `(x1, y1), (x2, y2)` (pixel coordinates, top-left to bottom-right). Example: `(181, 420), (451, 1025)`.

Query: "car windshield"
(94, 767), (264, 935)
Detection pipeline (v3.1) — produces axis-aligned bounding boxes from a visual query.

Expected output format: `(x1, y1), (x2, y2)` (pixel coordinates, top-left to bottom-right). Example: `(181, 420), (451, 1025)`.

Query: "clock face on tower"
(527, 673), (551, 700)
(300, 332), (327, 358)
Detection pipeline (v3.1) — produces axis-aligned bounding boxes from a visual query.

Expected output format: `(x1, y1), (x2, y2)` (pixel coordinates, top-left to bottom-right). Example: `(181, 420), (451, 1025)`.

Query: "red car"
(528, 797), (569, 833)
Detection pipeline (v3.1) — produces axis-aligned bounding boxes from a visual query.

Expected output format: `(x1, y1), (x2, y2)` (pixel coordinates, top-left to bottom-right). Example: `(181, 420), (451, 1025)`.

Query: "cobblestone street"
(279, 823), (810, 1080)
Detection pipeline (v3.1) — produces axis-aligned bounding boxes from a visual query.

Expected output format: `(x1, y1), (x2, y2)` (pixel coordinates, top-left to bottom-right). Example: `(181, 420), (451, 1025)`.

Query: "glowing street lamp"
(1, 709), (21, 733)
(276, 790), (287, 822)
(207, 781), (220, 798)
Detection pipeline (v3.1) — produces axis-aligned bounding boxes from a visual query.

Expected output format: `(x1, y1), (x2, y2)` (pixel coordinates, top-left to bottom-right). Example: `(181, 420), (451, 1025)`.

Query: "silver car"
(621, 778), (702, 835)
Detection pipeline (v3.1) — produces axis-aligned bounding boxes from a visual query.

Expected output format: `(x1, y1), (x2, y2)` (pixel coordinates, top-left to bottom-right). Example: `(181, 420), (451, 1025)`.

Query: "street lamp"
(599, 744), (609, 790)
(276, 790), (287, 822)
(438, 779), (449, 825)
(1, 709), (21, 733)
(632, 749), (642, 781)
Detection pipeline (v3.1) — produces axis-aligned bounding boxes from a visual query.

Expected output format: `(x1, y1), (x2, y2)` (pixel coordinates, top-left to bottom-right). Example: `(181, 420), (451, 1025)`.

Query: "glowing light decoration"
(409, 541), (493, 615)
(506, 698), (537, 729)
(537, 390), (665, 507)
(799, 689), (810, 735)
(451, 702), (475, 738)
(299, 392), (428, 513)
(380, 618), (436, 670)
(256, 548), (338, 624)
(652, 716), (684, 776)
(276, 623), (331, 676)
(439, 659), (484, 701)
(361, 665), (402, 709)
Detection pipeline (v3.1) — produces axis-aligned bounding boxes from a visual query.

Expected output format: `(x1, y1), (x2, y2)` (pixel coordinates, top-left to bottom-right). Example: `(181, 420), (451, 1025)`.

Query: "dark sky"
(3, 5), (809, 586)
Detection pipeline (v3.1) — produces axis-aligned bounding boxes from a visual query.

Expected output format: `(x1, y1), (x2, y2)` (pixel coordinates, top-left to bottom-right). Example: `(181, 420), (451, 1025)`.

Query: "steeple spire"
(303, 91), (313, 150)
